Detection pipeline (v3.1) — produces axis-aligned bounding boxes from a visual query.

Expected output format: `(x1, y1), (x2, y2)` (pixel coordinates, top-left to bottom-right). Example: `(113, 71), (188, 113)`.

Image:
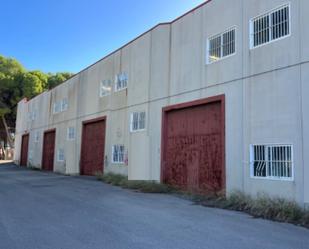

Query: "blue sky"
(1, 0), (205, 73)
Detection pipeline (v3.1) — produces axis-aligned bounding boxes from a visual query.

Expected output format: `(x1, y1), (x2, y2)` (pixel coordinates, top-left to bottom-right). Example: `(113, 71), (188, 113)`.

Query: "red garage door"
(161, 95), (225, 194)
(20, 134), (29, 166)
(80, 117), (106, 176)
(42, 129), (56, 171)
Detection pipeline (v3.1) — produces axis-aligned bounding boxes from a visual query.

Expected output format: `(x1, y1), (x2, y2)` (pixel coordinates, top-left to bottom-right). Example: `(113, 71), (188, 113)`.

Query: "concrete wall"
(14, 0), (308, 206)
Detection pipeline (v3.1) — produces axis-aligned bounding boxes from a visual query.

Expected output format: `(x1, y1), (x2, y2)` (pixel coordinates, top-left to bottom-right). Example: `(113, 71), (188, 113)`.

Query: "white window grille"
(53, 102), (61, 114)
(67, 127), (75, 140)
(115, 72), (128, 91)
(34, 132), (39, 143)
(100, 79), (112, 97)
(57, 148), (65, 162)
(112, 145), (125, 163)
(53, 99), (68, 114)
(130, 111), (146, 132)
(207, 27), (236, 64)
(250, 4), (290, 49)
(61, 99), (68, 111)
(28, 111), (36, 121)
(250, 144), (293, 180)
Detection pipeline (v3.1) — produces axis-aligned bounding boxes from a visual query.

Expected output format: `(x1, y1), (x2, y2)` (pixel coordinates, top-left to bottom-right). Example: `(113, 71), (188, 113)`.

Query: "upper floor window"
(130, 111), (146, 132)
(67, 127), (76, 140)
(112, 144), (125, 163)
(100, 79), (112, 97)
(53, 98), (68, 114)
(250, 4), (290, 49)
(115, 72), (128, 91)
(250, 144), (293, 180)
(61, 99), (68, 111)
(28, 110), (37, 121)
(53, 102), (61, 114)
(207, 27), (236, 64)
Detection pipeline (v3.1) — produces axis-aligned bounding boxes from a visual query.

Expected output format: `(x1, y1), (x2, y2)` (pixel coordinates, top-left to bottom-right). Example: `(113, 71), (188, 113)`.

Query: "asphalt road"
(0, 162), (308, 249)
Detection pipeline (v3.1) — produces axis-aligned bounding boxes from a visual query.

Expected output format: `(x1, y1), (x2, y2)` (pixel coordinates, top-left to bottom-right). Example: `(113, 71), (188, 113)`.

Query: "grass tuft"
(95, 172), (309, 228)
(95, 172), (174, 193)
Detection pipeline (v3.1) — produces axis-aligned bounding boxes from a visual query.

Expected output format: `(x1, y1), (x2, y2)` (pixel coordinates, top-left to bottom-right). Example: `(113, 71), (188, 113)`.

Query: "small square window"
(53, 102), (61, 114)
(207, 28), (236, 64)
(28, 111), (37, 121)
(130, 111), (146, 132)
(112, 145), (125, 163)
(57, 149), (65, 162)
(67, 127), (75, 140)
(250, 4), (290, 48)
(115, 73), (128, 91)
(250, 144), (293, 180)
(61, 99), (68, 111)
(100, 79), (112, 97)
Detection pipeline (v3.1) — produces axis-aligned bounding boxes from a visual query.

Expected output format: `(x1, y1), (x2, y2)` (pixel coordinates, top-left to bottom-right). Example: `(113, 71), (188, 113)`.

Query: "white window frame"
(130, 111), (146, 132)
(99, 79), (112, 97)
(112, 144), (125, 164)
(250, 144), (294, 181)
(28, 110), (37, 121)
(61, 99), (68, 112)
(53, 102), (61, 114)
(249, 3), (291, 49)
(114, 72), (128, 92)
(67, 127), (75, 141)
(57, 148), (65, 162)
(53, 98), (68, 114)
(206, 26), (236, 64)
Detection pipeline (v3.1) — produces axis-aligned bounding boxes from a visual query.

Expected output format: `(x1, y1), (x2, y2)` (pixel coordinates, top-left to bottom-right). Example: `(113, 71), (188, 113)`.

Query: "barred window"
(250, 145), (293, 180)
(53, 102), (61, 114)
(112, 145), (125, 163)
(207, 28), (236, 63)
(250, 4), (290, 48)
(115, 72), (128, 91)
(57, 149), (65, 162)
(100, 79), (112, 97)
(67, 127), (75, 140)
(53, 99), (68, 114)
(61, 99), (68, 111)
(130, 111), (146, 132)
(28, 111), (37, 121)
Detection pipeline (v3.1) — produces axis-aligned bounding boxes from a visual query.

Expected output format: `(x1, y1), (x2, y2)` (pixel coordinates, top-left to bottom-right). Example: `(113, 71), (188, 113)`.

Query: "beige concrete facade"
(14, 0), (309, 206)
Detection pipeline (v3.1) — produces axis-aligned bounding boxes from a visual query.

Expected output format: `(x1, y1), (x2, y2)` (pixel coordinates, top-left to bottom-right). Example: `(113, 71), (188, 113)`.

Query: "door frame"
(160, 94), (226, 189)
(41, 128), (56, 171)
(80, 116), (106, 175)
(20, 133), (29, 166)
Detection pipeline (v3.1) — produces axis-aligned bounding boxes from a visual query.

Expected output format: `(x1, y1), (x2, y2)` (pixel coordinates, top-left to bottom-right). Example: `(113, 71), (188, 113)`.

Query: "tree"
(22, 72), (44, 99)
(47, 72), (73, 89)
(0, 54), (73, 150)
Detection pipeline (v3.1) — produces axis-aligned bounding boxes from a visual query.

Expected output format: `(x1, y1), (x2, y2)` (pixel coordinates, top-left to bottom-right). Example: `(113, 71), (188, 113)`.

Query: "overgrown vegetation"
(183, 191), (309, 228)
(95, 172), (173, 193)
(96, 172), (309, 228)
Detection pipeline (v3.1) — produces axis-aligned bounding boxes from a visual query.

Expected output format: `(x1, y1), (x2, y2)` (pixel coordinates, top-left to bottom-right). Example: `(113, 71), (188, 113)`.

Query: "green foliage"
(0, 54), (73, 135)
(192, 191), (309, 228)
(47, 72), (73, 89)
(22, 72), (44, 98)
(95, 172), (173, 193)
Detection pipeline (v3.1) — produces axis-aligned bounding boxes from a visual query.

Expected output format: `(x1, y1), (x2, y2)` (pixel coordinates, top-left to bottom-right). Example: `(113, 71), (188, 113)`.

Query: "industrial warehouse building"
(14, 0), (309, 207)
